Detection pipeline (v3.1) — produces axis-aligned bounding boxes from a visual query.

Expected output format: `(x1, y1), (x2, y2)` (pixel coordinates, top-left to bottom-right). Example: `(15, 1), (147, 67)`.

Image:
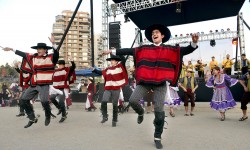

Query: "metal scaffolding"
(102, 0), (246, 62)
(101, 0), (109, 68)
(108, 0), (186, 16)
(238, 12), (245, 55)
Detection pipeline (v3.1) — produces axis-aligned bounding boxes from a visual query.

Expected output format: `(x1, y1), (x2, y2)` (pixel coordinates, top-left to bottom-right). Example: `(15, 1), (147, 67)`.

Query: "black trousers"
(198, 71), (204, 78)
(242, 67), (248, 75)
(241, 92), (250, 110)
(223, 68), (232, 75)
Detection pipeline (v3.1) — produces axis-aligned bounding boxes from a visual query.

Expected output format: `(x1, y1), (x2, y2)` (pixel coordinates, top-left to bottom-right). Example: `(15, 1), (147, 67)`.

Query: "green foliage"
(0, 63), (18, 78)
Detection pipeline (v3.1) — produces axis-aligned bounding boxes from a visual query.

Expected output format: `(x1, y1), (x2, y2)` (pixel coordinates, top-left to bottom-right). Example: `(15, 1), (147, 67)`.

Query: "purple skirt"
(210, 87), (237, 111)
(164, 98), (182, 107)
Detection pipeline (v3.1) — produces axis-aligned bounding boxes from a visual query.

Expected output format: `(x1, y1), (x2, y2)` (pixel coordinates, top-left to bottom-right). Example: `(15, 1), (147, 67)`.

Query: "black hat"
(106, 55), (121, 61)
(145, 24), (171, 43)
(57, 60), (65, 65)
(31, 43), (52, 50)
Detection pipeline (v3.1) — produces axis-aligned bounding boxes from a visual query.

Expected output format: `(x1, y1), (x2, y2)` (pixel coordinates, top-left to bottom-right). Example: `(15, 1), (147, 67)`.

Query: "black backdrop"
(70, 78), (244, 103)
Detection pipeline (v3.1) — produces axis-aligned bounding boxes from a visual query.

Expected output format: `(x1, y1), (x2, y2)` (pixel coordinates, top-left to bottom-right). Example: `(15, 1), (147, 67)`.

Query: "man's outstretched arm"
(2, 47), (27, 59)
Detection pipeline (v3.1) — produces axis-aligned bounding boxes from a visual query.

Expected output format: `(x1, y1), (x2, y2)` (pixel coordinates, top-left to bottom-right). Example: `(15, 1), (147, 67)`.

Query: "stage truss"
(109, 0), (186, 16)
(101, 0), (246, 69)
(142, 31), (238, 45)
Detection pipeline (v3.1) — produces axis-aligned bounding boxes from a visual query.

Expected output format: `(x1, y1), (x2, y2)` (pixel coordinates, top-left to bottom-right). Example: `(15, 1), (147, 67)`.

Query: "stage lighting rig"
(210, 40), (216, 47)
(232, 38), (238, 45)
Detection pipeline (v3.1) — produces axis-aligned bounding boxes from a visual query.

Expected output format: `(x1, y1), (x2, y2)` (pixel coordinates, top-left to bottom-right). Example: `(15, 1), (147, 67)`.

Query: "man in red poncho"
(103, 24), (199, 149)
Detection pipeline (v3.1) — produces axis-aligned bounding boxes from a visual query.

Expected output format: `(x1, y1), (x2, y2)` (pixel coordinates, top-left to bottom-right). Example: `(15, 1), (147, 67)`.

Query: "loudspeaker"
(109, 21), (121, 49)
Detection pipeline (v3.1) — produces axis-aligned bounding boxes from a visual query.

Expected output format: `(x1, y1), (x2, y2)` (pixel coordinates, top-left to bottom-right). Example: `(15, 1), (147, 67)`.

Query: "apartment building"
(52, 10), (91, 69)
(94, 34), (105, 69)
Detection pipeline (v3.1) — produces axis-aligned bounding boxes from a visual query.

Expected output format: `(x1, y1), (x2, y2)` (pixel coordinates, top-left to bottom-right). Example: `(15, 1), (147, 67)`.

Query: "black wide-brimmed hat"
(57, 60), (65, 65)
(106, 55), (121, 61)
(145, 24), (171, 43)
(31, 43), (52, 50)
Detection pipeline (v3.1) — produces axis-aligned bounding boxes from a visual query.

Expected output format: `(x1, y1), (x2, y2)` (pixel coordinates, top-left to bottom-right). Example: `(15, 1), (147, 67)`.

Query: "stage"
(70, 79), (244, 103)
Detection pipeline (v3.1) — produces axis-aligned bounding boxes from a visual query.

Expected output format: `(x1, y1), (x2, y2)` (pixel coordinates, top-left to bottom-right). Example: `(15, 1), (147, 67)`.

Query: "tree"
(1, 63), (18, 78)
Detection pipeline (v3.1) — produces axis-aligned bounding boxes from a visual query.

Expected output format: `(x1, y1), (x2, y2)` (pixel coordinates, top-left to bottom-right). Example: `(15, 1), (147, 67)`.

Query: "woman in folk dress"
(165, 82), (181, 117)
(206, 66), (238, 121)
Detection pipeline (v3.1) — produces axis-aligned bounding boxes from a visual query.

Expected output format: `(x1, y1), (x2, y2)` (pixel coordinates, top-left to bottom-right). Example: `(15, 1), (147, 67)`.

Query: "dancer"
(103, 24), (199, 149)
(85, 77), (97, 111)
(1, 83), (9, 107)
(238, 70), (250, 121)
(206, 66), (237, 121)
(165, 82), (181, 117)
(179, 69), (198, 116)
(2, 34), (59, 128)
(50, 58), (76, 123)
(92, 55), (128, 127)
(122, 78), (136, 113)
(14, 61), (31, 117)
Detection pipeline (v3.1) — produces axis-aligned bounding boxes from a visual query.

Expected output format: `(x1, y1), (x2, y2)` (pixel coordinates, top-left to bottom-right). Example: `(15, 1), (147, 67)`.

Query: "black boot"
(51, 99), (61, 115)
(130, 101), (144, 124)
(57, 109), (62, 115)
(59, 107), (67, 123)
(22, 100), (38, 128)
(17, 99), (25, 117)
(16, 112), (25, 117)
(112, 105), (118, 127)
(24, 113), (38, 128)
(100, 102), (108, 123)
(42, 102), (51, 126)
(153, 111), (165, 149)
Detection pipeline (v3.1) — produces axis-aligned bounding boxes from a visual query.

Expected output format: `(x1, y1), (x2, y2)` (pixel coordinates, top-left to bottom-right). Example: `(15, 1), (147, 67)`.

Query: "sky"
(0, 0), (249, 67)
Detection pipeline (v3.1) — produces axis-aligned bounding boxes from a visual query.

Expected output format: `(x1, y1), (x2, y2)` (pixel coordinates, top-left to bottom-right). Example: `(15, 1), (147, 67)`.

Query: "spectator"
(2, 83), (10, 106)
(241, 54), (250, 75)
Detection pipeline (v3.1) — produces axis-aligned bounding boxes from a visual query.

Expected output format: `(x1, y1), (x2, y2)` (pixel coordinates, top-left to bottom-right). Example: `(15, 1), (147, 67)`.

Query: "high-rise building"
(94, 34), (104, 69)
(52, 10), (91, 69)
